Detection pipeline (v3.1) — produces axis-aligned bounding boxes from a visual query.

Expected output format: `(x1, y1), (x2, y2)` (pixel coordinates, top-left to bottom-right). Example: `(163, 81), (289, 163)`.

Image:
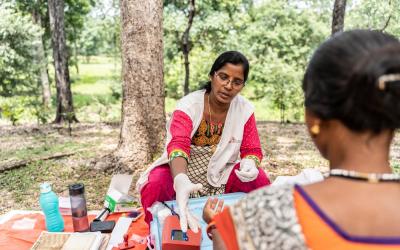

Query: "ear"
(305, 109), (320, 127)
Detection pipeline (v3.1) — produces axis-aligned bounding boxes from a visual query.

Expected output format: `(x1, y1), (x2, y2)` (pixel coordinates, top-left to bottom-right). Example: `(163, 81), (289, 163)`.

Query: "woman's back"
(303, 180), (400, 238)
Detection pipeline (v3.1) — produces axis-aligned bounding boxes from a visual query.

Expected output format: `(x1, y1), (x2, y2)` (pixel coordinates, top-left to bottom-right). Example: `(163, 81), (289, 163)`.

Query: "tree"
(31, 1), (51, 107)
(181, 0), (195, 95)
(48, 0), (78, 123)
(331, 0), (347, 35)
(0, 3), (42, 96)
(107, 0), (165, 171)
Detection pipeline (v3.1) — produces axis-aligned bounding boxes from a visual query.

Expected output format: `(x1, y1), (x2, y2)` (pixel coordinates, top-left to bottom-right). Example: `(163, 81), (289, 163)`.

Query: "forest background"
(1, 0), (400, 213)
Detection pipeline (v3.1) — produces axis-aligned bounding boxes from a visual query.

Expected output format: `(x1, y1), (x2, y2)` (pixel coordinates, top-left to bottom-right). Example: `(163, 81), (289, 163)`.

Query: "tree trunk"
(112, 0), (165, 171)
(331, 0), (347, 35)
(48, 0), (78, 123)
(182, 0), (195, 96)
(73, 26), (80, 75)
(32, 9), (51, 108)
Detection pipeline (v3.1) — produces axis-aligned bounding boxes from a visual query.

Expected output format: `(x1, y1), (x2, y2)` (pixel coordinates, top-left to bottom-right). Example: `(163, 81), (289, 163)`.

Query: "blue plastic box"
(150, 192), (245, 250)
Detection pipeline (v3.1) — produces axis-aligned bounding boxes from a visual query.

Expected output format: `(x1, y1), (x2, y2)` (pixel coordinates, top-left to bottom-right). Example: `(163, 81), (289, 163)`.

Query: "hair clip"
(377, 74), (400, 90)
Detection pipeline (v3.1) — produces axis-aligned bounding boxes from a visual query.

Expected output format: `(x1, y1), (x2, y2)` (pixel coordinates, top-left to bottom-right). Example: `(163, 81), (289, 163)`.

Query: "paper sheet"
(105, 217), (133, 250)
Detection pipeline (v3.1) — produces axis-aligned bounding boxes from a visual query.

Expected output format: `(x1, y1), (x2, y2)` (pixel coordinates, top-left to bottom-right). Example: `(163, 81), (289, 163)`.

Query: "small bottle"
(69, 183), (89, 232)
(39, 183), (64, 232)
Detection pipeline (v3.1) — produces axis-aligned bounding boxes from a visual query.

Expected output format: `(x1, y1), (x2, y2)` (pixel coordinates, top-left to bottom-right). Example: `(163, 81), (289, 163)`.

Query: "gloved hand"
(235, 158), (259, 182)
(173, 173), (203, 233)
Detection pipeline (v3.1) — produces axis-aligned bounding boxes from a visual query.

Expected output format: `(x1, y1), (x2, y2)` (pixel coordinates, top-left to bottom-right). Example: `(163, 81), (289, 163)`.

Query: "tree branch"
(380, 0), (392, 32)
(0, 152), (77, 173)
(331, 0), (347, 35)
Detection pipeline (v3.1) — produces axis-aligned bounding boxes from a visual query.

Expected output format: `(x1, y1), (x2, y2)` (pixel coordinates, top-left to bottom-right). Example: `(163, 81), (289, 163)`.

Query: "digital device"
(162, 215), (201, 250)
(90, 220), (116, 233)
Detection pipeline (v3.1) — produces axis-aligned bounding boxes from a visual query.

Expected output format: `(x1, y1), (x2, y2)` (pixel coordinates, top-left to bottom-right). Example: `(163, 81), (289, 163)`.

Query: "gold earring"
(310, 124), (320, 135)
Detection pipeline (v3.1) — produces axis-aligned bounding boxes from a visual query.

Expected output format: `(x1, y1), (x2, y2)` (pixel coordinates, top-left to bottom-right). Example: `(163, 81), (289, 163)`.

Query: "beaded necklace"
(329, 169), (400, 183)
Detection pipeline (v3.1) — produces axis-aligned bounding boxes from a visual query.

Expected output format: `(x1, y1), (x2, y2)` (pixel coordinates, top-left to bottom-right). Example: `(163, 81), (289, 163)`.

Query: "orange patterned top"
(191, 117), (224, 146)
(214, 186), (400, 249)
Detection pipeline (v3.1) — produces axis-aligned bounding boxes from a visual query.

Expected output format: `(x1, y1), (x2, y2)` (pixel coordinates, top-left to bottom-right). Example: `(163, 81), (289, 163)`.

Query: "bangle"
(169, 149), (189, 163)
(206, 221), (217, 240)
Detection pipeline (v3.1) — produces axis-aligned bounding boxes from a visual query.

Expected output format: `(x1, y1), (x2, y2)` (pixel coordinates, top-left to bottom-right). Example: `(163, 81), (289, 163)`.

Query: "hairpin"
(377, 73), (400, 90)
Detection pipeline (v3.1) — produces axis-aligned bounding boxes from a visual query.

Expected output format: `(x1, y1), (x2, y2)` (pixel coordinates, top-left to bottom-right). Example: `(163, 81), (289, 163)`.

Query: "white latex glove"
(235, 158), (259, 182)
(173, 173), (203, 233)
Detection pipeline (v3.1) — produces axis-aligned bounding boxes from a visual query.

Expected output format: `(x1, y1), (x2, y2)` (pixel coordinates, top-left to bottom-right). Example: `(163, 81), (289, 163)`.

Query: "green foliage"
(0, 3), (42, 96)
(77, 1), (120, 61)
(163, 0), (329, 121)
(28, 98), (51, 124)
(0, 96), (52, 125)
(3, 0), (400, 124)
(1, 101), (24, 126)
(346, 0), (400, 37)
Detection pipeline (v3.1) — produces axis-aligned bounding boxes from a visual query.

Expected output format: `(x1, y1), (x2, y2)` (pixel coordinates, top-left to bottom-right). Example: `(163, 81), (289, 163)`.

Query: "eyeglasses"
(214, 72), (245, 89)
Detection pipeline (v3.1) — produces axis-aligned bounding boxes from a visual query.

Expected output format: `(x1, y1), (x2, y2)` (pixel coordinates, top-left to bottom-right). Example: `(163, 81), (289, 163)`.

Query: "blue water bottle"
(39, 183), (64, 232)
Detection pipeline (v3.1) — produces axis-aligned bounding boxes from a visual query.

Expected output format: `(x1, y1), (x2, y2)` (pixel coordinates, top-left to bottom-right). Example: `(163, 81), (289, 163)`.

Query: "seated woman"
(204, 30), (400, 249)
(136, 51), (271, 232)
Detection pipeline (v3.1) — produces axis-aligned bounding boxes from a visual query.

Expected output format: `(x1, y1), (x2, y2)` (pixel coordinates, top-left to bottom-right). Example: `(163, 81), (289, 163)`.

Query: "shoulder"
(233, 184), (295, 212)
(230, 184), (307, 249)
(176, 90), (205, 107)
(175, 90), (205, 114)
(233, 94), (254, 109)
(231, 95), (254, 120)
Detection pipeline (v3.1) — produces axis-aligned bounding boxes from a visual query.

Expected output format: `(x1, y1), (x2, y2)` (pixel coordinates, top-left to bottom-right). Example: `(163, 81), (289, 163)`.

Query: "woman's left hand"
(235, 158), (259, 182)
(202, 197), (224, 224)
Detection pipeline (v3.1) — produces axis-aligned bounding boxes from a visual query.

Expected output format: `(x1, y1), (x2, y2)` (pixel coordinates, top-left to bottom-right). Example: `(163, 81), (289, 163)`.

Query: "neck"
(208, 91), (230, 114)
(328, 129), (393, 174)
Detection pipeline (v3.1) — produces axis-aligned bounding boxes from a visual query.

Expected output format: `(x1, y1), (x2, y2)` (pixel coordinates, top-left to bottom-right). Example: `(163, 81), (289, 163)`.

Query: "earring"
(310, 124), (320, 135)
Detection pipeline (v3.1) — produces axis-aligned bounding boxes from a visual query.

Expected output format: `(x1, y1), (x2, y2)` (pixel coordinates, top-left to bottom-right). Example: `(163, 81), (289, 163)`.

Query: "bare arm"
(212, 229), (227, 250)
(170, 157), (188, 178)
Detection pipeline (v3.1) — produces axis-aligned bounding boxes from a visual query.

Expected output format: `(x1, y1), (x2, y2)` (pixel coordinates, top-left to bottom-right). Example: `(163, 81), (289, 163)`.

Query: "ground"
(1, 122), (399, 215)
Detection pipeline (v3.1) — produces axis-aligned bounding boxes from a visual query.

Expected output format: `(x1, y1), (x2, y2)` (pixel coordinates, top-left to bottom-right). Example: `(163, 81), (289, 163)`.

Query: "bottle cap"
(69, 183), (85, 196)
(40, 183), (52, 193)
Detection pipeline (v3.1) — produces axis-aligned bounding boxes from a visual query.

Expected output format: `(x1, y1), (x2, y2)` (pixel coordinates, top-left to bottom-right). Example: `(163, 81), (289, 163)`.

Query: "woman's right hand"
(173, 173), (203, 233)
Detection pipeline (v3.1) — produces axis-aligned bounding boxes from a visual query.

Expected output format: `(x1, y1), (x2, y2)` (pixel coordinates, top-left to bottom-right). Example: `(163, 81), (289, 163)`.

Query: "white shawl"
(136, 89), (254, 192)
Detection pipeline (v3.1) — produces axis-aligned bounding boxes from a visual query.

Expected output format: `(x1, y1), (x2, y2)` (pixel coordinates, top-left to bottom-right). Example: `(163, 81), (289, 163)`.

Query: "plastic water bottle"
(69, 183), (89, 232)
(39, 183), (64, 232)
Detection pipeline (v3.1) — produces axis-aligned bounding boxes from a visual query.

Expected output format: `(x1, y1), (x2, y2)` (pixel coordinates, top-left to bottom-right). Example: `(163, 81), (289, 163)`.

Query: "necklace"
(329, 169), (400, 183)
(207, 94), (217, 153)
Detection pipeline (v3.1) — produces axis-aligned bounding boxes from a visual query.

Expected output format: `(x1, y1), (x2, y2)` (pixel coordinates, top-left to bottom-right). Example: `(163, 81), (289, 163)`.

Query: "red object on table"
(161, 215), (201, 250)
(0, 210), (149, 250)
(111, 234), (136, 250)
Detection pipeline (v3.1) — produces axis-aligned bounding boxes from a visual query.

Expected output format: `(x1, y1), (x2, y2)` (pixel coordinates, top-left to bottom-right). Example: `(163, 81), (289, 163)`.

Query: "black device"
(90, 220), (116, 233)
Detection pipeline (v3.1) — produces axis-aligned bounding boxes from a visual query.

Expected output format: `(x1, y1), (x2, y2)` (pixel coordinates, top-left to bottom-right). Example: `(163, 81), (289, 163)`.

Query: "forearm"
(170, 157), (188, 178)
(240, 113), (263, 164)
(212, 229), (227, 250)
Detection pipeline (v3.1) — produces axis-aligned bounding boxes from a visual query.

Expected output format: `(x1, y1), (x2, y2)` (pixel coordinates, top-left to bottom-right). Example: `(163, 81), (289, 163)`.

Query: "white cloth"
(136, 89), (254, 192)
(272, 168), (324, 186)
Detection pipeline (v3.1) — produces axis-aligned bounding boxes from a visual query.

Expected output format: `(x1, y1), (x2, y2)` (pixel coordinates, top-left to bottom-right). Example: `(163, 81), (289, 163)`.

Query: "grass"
(0, 123), (120, 213)
(0, 140), (86, 162)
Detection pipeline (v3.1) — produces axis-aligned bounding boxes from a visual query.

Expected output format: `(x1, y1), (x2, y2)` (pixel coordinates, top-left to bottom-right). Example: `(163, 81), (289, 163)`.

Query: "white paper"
(11, 217), (37, 230)
(107, 175), (133, 195)
(105, 217), (133, 250)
